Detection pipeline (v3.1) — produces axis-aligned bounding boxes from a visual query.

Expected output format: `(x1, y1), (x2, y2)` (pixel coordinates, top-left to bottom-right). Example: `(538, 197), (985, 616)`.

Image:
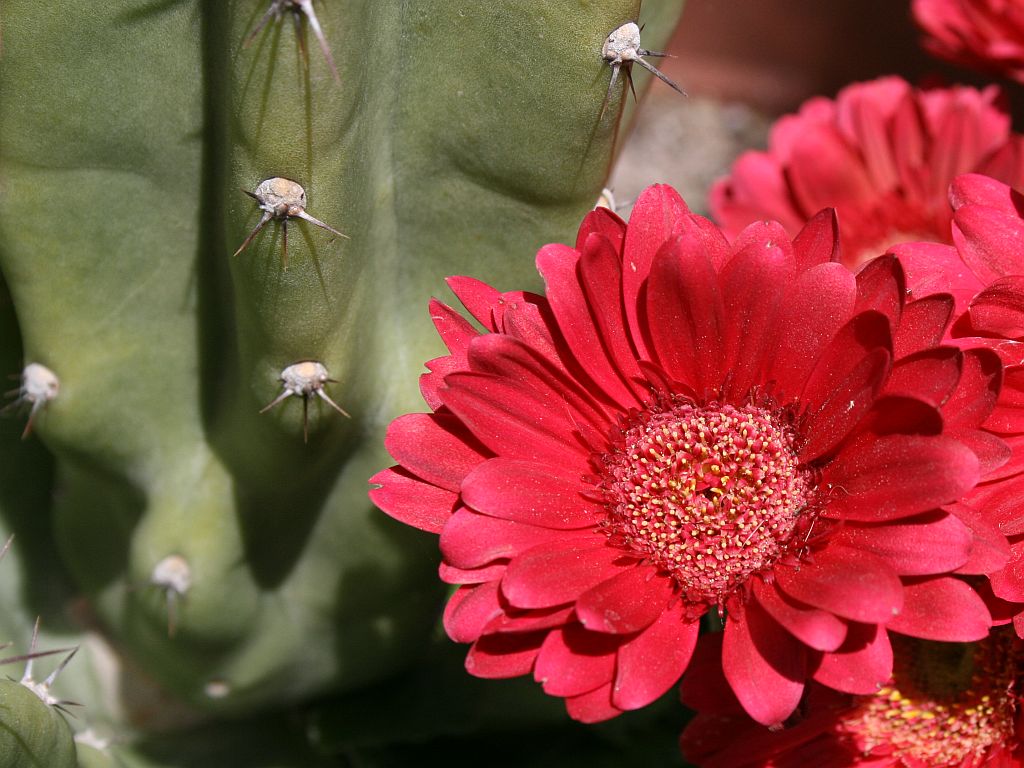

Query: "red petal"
(797, 311), (891, 439)
(894, 293), (954, 359)
(942, 347), (1002, 429)
(953, 200), (1024, 283)
(578, 233), (647, 394)
(575, 564), (676, 634)
(786, 123), (875, 213)
(465, 631), (544, 678)
(444, 582), (504, 643)
(792, 208), (841, 270)
(464, 333), (610, 428)
(575, 206), (626, 253)
(612, 600), (698, 710)
(836, 79), (904, 189)
(833, 510), (974, 575)
(537, 242), (641, 407)
(486, 605), (574, 634)
(853, 256), (904, 330)
(768, 262), (857, 400)
(990, 540), (1024, 602)
(711, 151), (805, 237)
(753, 580), (847, 652)
(987, 367), (1024, 433)
(953, 472), (1024, 535)
(969, 275), (1024, 338)
(887, 577), (991, 641)
(500, 540), (633, 609)
(645, 236), (725, 393)
(622, 184), (692, 358)
(428, 298), (479, 354)
(564, 682), (621, 723)
(775, 545), (903, 623)
(823, 434), (980, 521)
(891, 241), (982, 313)
(948, 501), (1011, 575)
(441, 372), (597, 468)
(495, 293), (562, 359)
(717, 220), (796, 398)
(889, 87), (925, 189)
(882, 347), (961, 407)
(950, 173), (1022, 215)
(974, 580), (1021, 626)
(421, 354), (462, 411)
(850, 395), (942, 438)
(722, 599), (806, 726)
(534, 624), (619, 697)
(440, 508), (582, 569)
(461, 458), (601, 530)
(682, 711), (847, 768)
(384, 413), (487, 492)
(440, 561), (506, 585)
(368, 466), (457, 533)
(798, 347), (891, 462)
(446, 275), (502, 331)
(812, 623), (891, 695)
(957, 428), (1012, 477)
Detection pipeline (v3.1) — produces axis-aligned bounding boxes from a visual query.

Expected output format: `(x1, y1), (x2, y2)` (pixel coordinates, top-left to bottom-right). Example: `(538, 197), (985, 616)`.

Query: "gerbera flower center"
(598, 400), (815, 607)
(838, 634), (1022, 765)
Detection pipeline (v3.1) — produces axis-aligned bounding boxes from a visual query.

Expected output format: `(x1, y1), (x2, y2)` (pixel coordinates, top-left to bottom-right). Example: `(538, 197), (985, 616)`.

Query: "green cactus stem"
(0, 0), (684, 736)
(0, 678), (77, 768)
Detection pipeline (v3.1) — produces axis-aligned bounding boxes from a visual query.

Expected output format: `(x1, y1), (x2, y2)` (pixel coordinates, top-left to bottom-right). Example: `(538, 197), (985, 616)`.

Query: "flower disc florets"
(600, 399), (815, 607)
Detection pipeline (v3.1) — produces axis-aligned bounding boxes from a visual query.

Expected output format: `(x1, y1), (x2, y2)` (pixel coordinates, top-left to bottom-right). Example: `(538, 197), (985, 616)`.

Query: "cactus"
(0, 679), (77, 768)
(0, 0), (684, 763)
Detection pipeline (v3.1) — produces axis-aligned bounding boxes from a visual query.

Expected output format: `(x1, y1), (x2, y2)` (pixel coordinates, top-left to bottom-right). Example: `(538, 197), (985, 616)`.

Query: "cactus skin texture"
(0, 0), (683, 761)
(0, 680), (76, 768)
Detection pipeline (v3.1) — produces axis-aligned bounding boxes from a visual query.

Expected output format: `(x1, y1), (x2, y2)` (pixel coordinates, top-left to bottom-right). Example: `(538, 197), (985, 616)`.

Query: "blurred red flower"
(914, 0), (1024, 83)
(371, 185), (1004, 726)
(681, 630), (1023, 767)
(711, 77), (1024, 268)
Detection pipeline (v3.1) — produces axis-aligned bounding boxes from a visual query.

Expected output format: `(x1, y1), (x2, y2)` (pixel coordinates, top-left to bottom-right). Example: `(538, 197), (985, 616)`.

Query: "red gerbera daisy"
(370, 185), (1004, 727)
(913, 0), (1024, 84)
(681, 629), (1024, 767)
(894, 173), (1024, 638)
(711, 77), (1024, 269)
